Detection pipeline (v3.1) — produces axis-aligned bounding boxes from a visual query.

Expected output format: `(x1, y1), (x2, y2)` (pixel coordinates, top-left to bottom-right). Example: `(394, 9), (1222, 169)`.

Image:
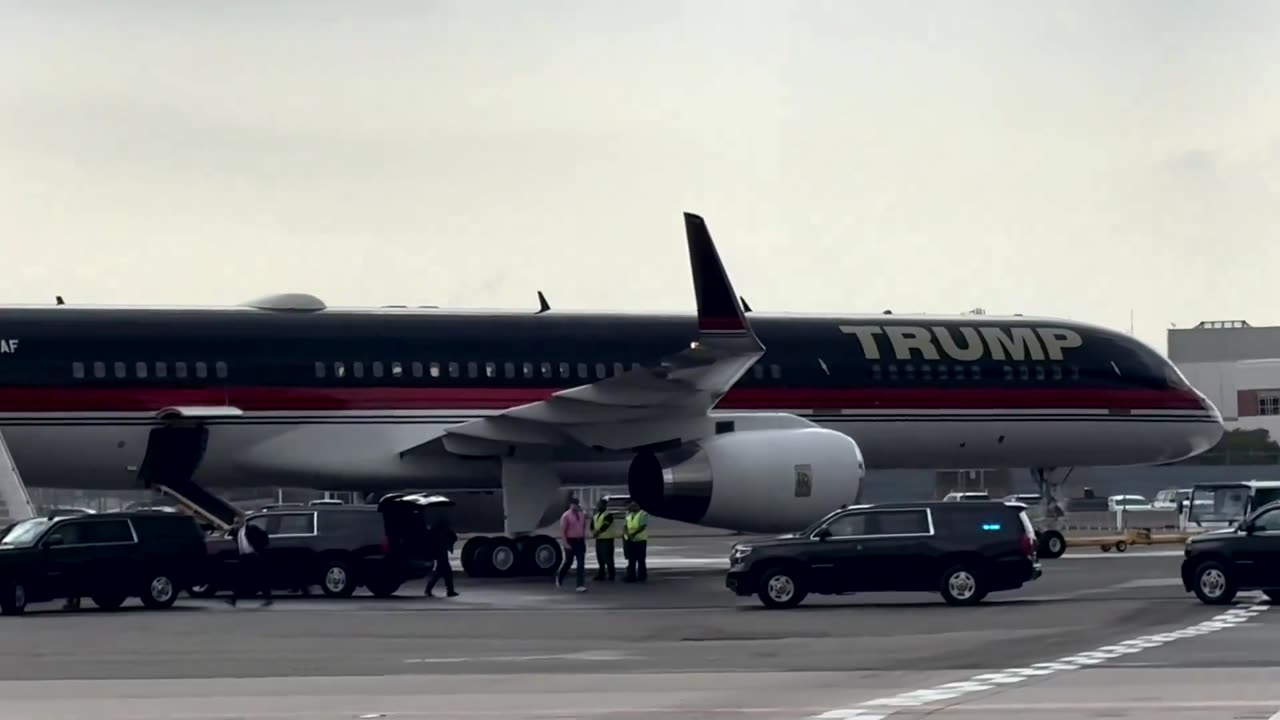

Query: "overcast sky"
(3, 0), (1278, 352)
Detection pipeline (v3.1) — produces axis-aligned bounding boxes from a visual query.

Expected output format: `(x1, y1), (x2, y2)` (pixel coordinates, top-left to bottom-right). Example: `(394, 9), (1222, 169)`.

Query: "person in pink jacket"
(556, 496), (589, 592)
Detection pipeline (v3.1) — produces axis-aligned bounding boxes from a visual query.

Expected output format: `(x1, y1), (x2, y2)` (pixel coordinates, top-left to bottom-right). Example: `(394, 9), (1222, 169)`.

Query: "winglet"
(684, 212), (753, 337)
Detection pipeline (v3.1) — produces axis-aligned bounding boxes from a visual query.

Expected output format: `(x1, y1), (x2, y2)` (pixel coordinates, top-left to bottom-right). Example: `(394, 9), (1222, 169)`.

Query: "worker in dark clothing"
(424, 515), (459, 598)
(591, 499), (619, 581)
(226, 516), (272, 607)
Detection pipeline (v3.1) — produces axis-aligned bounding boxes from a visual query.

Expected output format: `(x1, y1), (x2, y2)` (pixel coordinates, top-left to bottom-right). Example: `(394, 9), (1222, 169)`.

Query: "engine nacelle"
(627, 428), (865, 534)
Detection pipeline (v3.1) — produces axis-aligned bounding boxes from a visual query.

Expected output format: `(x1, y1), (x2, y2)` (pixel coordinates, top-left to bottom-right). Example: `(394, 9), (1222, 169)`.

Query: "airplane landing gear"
(461, 534), (562, 578)
(1032, 467), (1074, 559)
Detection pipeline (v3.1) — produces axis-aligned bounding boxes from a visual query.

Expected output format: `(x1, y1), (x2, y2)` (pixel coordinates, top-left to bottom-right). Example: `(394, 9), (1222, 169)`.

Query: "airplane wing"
(422, 212), (766, 457)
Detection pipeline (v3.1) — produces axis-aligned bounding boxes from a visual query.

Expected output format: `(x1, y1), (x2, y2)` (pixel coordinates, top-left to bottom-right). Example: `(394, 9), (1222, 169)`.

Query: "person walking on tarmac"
(591, 499), (619, 581)
(556, 496), (588, 592)
(623, 501), (649, 583)
(424, 513), (459, 598)
(226, 516), (272, 607)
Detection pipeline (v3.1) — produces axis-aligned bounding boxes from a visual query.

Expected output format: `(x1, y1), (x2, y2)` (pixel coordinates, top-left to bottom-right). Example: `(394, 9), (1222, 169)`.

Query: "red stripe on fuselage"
(0, 386), (1207, 413)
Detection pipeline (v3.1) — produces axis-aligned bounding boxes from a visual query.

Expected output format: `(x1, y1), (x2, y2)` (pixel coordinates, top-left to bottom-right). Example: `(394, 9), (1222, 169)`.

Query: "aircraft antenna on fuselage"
(740, 296), (753, 313)
(55, 295), (65, 306)
(536, 291), (550, 313)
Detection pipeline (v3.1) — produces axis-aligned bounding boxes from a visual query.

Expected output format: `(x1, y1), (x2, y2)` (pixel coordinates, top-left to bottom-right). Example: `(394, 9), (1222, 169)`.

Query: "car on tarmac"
(189, 494), (439, 599)
(0, 511), (208, 615)
(725, 500), (1042, 608)
(1181, 498), (1280, 605)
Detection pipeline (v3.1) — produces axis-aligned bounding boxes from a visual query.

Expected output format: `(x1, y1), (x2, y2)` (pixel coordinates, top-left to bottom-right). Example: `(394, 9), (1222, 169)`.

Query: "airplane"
(0, 213), (1224, 575)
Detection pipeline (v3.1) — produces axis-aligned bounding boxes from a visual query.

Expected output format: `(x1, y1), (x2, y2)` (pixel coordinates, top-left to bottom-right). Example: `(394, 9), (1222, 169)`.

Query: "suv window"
(822, 509), (931, 538)
(1252, 508), (1280, 533)
(53, 519), (134, 545)
(270, 512), (316, 536)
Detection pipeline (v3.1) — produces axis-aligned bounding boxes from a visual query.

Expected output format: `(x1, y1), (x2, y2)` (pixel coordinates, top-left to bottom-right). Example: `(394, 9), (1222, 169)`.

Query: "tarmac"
(0, 535), (1276, 720)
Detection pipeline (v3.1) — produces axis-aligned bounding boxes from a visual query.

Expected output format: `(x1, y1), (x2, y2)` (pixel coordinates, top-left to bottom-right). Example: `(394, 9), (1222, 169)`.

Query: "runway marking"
(808, 599), (1273, 720)
(403, 649), (630, 664)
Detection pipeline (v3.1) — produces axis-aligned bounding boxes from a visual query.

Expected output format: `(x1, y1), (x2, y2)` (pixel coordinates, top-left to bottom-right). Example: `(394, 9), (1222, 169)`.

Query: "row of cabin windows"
(870, 363), (1081, 382)
(317, 360), (785, 382)
(71, 361), (228, 381)
(65, 359), (787, 383)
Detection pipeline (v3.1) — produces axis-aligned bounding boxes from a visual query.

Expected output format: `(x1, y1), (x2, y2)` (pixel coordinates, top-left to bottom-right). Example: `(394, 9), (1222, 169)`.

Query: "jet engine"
(627, 427), (866, 534)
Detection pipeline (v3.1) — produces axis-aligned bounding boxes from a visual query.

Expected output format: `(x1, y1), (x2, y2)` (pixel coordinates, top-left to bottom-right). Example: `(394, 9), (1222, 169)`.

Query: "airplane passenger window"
(93, 362), (106, 379)
(921, 364), (933, 380)
(769, 364), (781, 379)
(372, 361), (384, 378)
(522, 362), (534, 379)
(631, 362), (642, 371)
(175, 362), (187, 379)
(871, 365), (882, 381)
(155, 362), (167, 379)
(1019, 366), (1029, 381)
(904, 364), (915, 379)
(314, 362), (326, 379)
(353, 362), (364, 379)
(1003, 366), (1014, 381)
(752, 365), (765, 380)
(1035, 366), (1045, 381)
(195, 362), (207, 379)
(613, 362), (624, 376)
(333, 361), (345, 378)
(887, 364), (898, 380)
(113, 362), (126, 379)
(448, 362), (460, 378)
(577, 362), (588, 379)
(559, 362), (571, 378)
(215, 361), (228, 379)
(595, 363), (606, 379)
(412, 362), (423, 378)
(540, 362), (552, 378)
(466, 361), (478, 378)
(938, 365), (949, 380)
(72, 362), (85, 379)
(391, 362), (403, 378)
(504, 362), (515, 379)
(1052, 365), (1062, 381)
(135, 362), (148, 379)
(970, 366), (981, 380)
(430, 362), (441, 378)
(485, 362), (496, 378)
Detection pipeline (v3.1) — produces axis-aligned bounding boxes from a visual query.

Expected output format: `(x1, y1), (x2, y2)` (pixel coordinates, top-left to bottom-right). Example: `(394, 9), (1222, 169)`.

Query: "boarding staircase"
(137, 426), (241, 532)
(0, 431), (36, 527)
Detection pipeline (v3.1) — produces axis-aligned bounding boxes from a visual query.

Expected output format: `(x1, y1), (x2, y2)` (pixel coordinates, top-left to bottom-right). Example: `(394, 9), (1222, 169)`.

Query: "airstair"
(0, 431), (36, 527)
(137, 426), (241, 532)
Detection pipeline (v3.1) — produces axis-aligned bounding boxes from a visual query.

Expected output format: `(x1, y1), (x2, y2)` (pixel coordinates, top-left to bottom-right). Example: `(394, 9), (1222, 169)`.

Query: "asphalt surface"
(0, 536), (1276, 720)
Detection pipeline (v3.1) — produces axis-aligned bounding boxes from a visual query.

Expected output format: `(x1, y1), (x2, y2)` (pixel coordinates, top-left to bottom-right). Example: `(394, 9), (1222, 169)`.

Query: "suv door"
(1238, 507), (1280, 589)
(849, 509), (935, 591)
(39, 519), (137, 600)
(808, 510), (872, 593)
(257, 512), (318, 590)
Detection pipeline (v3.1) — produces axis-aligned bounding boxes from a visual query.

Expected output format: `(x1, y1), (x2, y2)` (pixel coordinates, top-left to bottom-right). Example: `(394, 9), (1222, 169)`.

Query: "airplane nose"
(1193, 389), (1226, 451)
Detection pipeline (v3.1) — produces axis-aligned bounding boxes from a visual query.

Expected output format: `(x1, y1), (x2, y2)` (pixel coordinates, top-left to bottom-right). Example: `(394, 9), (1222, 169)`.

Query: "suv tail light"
(1016, 511), (1037, 560)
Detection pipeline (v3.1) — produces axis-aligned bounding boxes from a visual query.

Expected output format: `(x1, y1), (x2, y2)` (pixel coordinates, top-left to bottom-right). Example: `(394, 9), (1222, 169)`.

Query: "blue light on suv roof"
(981, 523), (1002, 531)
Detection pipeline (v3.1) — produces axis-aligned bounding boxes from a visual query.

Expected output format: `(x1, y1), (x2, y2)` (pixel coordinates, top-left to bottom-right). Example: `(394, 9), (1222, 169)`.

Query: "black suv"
(726, 501), (1042, 608)
(0, 511), (208, 615)
(190, 496), (436, 599)
(1181, 499), (1280, 605)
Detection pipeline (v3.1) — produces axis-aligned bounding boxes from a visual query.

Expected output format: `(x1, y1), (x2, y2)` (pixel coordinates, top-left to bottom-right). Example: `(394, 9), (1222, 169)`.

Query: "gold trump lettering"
(838, 325), (1082, 362)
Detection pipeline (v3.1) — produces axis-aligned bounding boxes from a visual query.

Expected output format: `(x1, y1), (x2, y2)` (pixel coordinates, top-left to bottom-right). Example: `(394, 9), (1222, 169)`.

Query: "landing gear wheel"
(940, 565), (987, 606)
(1114, 541), (1128, 553)
(518, 535), (562, 576)
(756, 567), (806, 609)
(320, 558), (356, 597)
(1192, 561), (1236, 605)
(461, 537), (488, 577)
(1038, 530), (1066, 559)
(140, 572), (179, 609)
(92, 592), (127, 610)
(483, 537), (520, 578)
(1, 584), (27, 616)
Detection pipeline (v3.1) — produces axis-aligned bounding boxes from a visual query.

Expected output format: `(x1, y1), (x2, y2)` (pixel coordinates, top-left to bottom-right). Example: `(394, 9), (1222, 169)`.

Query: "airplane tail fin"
(683, 212), (760, 349)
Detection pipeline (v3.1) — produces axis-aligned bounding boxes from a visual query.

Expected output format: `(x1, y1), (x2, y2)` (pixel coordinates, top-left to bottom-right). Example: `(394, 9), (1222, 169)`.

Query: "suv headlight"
(730, 544), (753, 562)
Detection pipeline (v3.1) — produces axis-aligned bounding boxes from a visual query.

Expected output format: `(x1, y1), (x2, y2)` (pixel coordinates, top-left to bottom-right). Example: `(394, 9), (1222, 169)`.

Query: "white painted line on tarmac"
(808, 600), (1273, 720)
(404, 649), (631, 664)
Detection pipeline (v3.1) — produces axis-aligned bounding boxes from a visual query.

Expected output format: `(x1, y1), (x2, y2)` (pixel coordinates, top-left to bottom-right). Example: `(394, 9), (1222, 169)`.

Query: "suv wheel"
(940, 565), (987, 606)
(1, 583), (26, 616)
(1038, 531), (1066, 559)
(320, 559), (356, 597)
(140, 573), (179, 609)
(757, 567), (806, 609)
(1192, 561), (1236, 605)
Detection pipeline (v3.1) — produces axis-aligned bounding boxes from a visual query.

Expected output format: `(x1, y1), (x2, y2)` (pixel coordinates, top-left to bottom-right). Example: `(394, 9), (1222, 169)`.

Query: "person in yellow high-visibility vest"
(591, 499), (620, 581)
(623, 501), (649, 583)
